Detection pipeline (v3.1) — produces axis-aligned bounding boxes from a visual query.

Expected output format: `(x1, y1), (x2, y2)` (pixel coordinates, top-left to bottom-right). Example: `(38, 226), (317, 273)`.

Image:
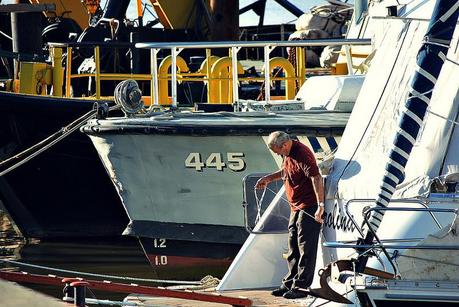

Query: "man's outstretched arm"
(255, 170), (283, 189)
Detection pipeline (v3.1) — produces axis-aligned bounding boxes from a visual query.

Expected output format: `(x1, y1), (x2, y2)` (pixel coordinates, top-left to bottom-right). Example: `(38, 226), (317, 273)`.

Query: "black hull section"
(125, 220), (248, 244)
(0, 92), (128, 239)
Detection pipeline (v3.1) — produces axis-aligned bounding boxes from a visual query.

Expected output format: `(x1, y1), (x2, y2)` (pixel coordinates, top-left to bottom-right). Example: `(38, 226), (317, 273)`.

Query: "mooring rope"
(85, 298), (145, 306)
(0, 258), (202, 285)
(254, 187), (267, 225)
(253, 185), (326, 246)
(0, 104), (118, 177)
(256, 185), (322, 222)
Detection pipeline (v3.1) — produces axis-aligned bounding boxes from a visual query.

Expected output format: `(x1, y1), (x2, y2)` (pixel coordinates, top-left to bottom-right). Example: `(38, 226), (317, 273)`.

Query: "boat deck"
(126, 289), (324, 306)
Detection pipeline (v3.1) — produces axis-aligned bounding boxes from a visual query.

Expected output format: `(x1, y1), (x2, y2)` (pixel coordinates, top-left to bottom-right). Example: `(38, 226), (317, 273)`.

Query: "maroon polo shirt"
(282, 140), (320, 211)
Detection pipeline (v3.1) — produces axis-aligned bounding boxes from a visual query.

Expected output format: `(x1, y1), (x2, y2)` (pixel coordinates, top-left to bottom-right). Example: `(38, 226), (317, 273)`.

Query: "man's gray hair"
(267, 131), (291, 149)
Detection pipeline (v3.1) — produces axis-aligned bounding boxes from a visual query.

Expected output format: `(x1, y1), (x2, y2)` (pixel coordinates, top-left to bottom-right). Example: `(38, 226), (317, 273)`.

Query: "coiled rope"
(114, 80), (143, 115)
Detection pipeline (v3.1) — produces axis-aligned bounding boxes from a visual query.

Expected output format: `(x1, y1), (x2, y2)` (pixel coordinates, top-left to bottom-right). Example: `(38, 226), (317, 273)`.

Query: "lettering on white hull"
(323, 203), (356, 233)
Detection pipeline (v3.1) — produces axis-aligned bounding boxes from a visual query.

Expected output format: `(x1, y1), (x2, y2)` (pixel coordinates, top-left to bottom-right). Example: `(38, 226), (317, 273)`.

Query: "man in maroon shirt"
(256, 131), (324, 299)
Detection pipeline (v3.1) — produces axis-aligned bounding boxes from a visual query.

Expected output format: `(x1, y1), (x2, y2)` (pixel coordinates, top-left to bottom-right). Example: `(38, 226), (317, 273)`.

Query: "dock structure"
(0, 279), (65, 307)
(0, 268), (331, 306)
(126, 290), (319, 306)
(0, 270), (254, 306)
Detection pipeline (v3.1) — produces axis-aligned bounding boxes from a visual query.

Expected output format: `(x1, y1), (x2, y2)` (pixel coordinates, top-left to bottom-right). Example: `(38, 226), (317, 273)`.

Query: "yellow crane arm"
(149, 0), (208, 29)
(29, 0), (90, 29)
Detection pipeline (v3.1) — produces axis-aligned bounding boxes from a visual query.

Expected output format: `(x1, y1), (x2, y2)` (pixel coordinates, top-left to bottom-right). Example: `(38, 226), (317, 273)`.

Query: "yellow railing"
(40, 39), (372, 107)
(138, 39), (371, 111)
(58, 44), (152, 100)
(50, 44), (311, 104)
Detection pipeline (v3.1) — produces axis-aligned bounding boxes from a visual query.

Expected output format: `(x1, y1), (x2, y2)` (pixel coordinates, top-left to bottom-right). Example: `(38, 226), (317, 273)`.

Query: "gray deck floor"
(126, 289), (327, 306)
(0, 279), (65, 307)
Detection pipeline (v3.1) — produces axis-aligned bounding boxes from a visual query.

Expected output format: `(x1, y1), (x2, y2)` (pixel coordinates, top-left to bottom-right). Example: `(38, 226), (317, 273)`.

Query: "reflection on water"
(5, 237), (158, 301)
(0, 208), (23, 259)
(17, 238), (157, 278)
(0, 209), (237, 302)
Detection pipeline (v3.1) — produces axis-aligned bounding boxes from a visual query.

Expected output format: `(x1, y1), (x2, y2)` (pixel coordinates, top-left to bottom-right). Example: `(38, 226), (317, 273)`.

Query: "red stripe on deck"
(0, 271), (252, 306)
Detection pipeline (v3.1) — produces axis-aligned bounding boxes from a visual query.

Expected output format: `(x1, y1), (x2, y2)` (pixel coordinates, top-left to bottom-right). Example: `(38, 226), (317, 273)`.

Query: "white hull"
(218, 1), (459, 306)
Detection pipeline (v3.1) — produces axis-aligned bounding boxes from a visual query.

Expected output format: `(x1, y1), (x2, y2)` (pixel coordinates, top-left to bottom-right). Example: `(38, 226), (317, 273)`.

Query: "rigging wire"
(427, 109), (459, 126)
(0, 30), (12, 40)
(0, 104), (118, 177)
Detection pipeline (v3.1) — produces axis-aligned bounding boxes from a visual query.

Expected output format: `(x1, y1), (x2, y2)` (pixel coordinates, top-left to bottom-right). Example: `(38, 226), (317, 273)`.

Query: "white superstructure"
(218, 1), (459, 305)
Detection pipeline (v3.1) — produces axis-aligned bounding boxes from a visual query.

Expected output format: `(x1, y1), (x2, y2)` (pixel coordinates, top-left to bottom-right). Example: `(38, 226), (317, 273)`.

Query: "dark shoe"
(283, 288), (308, 299)
(271, 285), (289, 297)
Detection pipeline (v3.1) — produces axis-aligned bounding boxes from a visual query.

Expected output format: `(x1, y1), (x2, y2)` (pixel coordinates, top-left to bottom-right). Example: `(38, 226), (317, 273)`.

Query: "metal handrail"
(363, 206), (458, 238)
(48, 42), (135, 48)
(367, 207), (459, 213)
(365, 206), (458, 277)
(47, 38), (371, 106)
(326, 201), (459, 278)
(344, 198), (445, 238)
(136, 38), (371, 49)
(136, 38), (372, 112)
(324, 242), (459, 250)
(331, 237), (426, 244)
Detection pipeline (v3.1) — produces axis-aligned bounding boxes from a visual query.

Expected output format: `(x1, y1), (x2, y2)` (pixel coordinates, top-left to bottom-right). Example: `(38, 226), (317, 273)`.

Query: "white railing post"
(171, 47), (184, 108)
(264, 45), (275, 104)
(171, 47), (177, 108)
(344, 45), (354, 75)
(149, 48), (160, 112)
(231, 46), (241, 111)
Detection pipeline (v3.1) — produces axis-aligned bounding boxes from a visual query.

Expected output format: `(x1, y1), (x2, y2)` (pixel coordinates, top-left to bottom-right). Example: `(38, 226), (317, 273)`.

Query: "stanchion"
(62, 278), (81, 303)
(71, 281), (89, 307)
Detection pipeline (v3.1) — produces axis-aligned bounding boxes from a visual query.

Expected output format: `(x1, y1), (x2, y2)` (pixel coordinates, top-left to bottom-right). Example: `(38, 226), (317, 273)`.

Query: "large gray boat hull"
(83, 110), (348, 244)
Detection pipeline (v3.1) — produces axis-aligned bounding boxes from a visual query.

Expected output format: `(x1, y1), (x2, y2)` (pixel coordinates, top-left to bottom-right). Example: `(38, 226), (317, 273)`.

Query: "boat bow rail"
(324, 197), (459, 276)
(135, 38), (371, 112)
(342, 198), (448, 238)
(32, 38), (372, 107)
(315, 200), (459, 304)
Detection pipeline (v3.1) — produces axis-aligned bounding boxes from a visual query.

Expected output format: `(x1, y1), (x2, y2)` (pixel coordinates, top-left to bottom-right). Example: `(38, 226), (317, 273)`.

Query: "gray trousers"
(282, 206), (321, 289)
